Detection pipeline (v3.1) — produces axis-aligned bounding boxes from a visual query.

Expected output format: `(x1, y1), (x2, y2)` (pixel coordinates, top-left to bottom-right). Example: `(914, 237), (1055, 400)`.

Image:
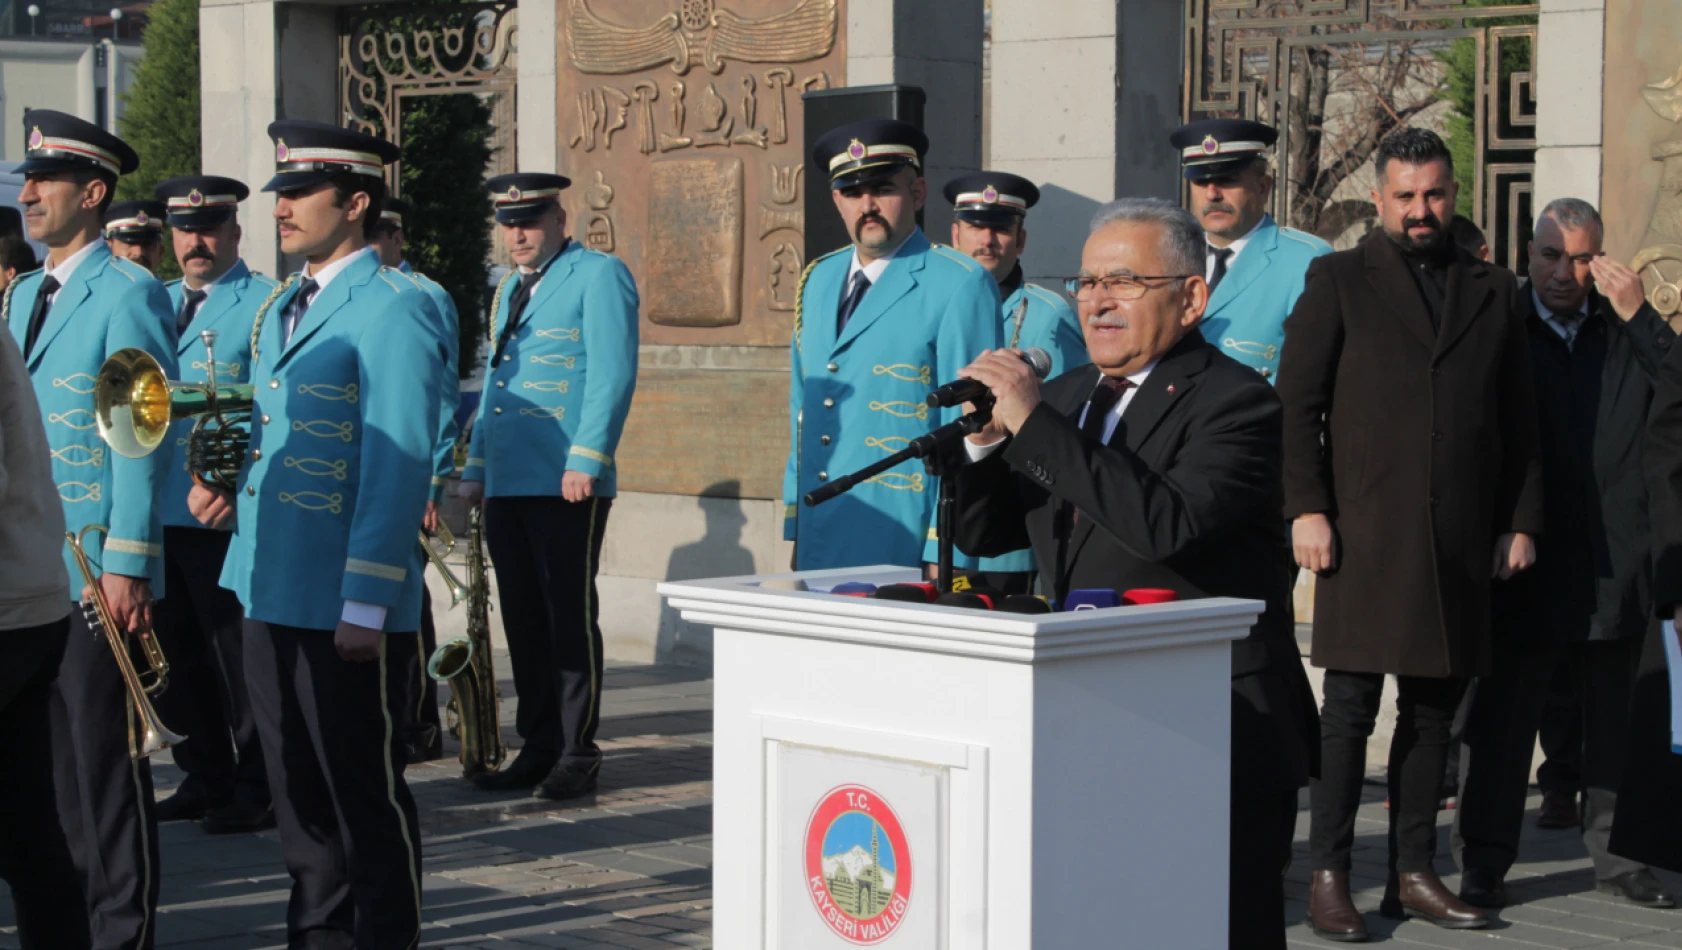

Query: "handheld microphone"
(926, 347), (1053, 408)
(1062, 588), (1121, 611)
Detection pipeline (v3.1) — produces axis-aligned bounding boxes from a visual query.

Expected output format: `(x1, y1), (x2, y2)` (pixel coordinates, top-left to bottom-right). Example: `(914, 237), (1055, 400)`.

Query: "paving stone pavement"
(3, 656), (1680, 948)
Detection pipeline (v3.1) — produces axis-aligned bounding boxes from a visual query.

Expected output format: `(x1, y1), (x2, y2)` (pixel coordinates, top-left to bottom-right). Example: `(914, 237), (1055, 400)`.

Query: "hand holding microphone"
(942, 347), (1052, 440)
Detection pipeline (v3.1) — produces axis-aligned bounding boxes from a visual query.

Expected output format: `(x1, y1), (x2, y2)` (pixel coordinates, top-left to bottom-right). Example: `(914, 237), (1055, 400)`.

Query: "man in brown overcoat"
(1276, 127), (1543, 942)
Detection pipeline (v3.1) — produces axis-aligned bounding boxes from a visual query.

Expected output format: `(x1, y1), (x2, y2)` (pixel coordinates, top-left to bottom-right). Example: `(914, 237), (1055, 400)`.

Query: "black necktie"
(24, 275), (61, 359)
(1072, 376), (1132, 525)
(837, 270), (871, 333)
(1208, 247), (1234, 293)
(284, 278), (319, 345)
(177, 288), (208, 336)
(507, 271), (542, 330)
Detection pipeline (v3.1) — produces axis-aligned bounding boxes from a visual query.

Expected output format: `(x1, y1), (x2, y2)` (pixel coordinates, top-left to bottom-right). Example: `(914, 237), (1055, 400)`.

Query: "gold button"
(818, 471), (828, 481)
(823, 398), (834, 408)
(494, 407), (503, 415)
(820, 435), (830, 446)
(827, 363), (839, 372)
(246, 486), (255, 496)
(261, 414), (271, 425)
(1259, 367), (1272, 378)
(269, 379), (279, 389)
(251, 449), (261, 460)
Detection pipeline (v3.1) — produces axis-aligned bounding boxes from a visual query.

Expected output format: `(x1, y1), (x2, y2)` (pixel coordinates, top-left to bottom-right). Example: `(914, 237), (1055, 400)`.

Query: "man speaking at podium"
(949, 197), (1315, 950)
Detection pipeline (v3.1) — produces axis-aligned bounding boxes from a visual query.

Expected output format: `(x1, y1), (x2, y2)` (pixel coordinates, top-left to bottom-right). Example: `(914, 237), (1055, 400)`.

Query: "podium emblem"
(804, 784), (913, 944)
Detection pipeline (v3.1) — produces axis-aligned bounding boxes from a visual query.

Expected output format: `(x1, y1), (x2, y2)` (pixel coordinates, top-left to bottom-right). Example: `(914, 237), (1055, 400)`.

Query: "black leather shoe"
(202, 802), (277, 835)
(1598, 869), (1677, 908)
(472, 751), (556, 792)
(403, 725), (444, 764)
(154, 791), (214, 823)
(1459, 867), (1508, 908)
(533, 762), (599, 801)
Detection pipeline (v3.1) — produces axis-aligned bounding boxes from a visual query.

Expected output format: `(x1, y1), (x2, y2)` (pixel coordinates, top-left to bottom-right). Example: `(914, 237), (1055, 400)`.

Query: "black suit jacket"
(1499, 286), (1672, 642)
(952, 334), (1314, 797)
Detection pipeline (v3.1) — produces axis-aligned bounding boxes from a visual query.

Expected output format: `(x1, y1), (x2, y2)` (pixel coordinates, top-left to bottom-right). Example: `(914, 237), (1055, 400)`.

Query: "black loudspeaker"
(801, 84), (927, 263)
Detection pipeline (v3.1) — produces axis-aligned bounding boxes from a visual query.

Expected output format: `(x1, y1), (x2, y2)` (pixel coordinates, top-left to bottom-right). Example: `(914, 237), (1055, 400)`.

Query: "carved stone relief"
(558, 0), (845, 345)
(1636, 59), (1682, 319)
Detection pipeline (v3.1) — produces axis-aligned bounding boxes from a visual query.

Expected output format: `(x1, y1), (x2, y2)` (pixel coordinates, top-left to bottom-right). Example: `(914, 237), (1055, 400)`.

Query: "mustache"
(1087, 315), (1130, 329)
(1404, 214), (1441, 231)
(182, 247), (215, 262)
(1201, 202), (1236, 216)
(852, 213), (889, 242)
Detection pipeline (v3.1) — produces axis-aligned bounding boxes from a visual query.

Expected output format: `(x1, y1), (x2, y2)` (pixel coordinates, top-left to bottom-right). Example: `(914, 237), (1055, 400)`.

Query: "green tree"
(116, 0), (201, 279)
(398, 93), (494, 374)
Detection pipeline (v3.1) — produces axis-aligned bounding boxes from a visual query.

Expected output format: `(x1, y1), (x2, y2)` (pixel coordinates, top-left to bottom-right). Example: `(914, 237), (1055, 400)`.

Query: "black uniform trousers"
(244, 618), (422, 950)
(1454, 638), (1643, 880)
(399, 582), (442, 752)
(1310, 671), (1463, 874)
(152, 527), (268, 807)
(51, 607), (162, 950)
(484, 495), (609, 768)
(1537, 664), (1584, 796)
(0, 616), (91, 949)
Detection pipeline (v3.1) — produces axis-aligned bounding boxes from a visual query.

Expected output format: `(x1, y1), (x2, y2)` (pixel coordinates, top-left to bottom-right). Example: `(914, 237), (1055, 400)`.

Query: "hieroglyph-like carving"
(585, 170), (617, 252)
(572, 67), (826, 153)
(1636, 59), (1682, 318)
(767, 242), (802, 311)
(566, 0), (837, 76)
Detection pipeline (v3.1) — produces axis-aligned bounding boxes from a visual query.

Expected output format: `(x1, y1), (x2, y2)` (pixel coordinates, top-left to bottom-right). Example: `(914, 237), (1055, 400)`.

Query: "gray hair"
(1087, 197), (1205, 278)
(1537, 197), (1604, 240)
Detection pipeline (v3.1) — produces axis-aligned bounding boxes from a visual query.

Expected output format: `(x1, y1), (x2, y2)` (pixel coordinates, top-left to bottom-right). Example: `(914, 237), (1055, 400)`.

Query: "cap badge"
(276, 139), (290, 162)
(847, 139), (866, 161)
(28, 126), (43, 150)
(507, 186), (522, 202)
(1202, 135), (1220, 155)
(981, 185), (999, 203)
(135, 211), (149, 226)
(187, 189), (204, 207)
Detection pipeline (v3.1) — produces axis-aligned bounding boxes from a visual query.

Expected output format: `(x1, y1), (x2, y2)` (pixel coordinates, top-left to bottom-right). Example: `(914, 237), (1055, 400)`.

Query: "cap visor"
(167, 210), (235, 229)
(831, 162), (913, 191)
(14, 156), (88, 177)
(1182, 155), (1259, 181)
(955, 209), (1024, 228)
(262, 170), (337, 194)
(494, 207), (548, 225)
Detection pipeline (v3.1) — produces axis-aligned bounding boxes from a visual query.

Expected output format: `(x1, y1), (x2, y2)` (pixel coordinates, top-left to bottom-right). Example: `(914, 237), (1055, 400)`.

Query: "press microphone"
(934, 588), (1000, 610)
(1062, 588), (1121, 611)
(871, 583), (939, 604)
(998, 594), (1054, 615)
(926, 347), (1053, 409)
(829, 581), (878, 598)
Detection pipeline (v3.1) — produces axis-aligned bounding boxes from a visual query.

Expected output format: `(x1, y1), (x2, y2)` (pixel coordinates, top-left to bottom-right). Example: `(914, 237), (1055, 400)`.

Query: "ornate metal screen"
(337, 2), (520, 194)
(1183, 0), (1538, 269)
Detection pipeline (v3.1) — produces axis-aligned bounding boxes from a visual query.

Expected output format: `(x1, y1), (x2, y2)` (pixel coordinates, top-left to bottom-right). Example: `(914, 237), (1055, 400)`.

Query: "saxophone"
(425, 506), (506, 777)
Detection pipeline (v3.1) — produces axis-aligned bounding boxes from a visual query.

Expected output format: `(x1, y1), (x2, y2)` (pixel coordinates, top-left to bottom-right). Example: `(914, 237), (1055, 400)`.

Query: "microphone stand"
(804, 402), (993, 595)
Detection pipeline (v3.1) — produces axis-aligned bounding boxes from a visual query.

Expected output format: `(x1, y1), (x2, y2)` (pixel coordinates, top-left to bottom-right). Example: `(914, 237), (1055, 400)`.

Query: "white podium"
(659, 566), (1265, 949)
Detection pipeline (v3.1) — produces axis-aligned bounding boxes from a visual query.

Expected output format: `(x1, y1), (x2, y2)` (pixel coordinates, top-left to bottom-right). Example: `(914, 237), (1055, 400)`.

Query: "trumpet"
(420, 521), (469, 609)
(66, 525), (185, 759)
(427, 507), (505, 777)
(95, 331), (254, 492)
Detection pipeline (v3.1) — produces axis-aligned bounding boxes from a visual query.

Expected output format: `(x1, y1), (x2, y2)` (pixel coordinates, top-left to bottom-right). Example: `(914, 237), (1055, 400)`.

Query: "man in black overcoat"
(951, 196), (1316, 950)
(1275, 128), (1543, 940)
(1452, 199), (1677, 909)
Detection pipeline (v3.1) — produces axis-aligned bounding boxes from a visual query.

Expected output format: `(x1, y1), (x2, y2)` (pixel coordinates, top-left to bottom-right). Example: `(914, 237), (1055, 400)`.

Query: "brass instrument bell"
(95, 331), (255, 491)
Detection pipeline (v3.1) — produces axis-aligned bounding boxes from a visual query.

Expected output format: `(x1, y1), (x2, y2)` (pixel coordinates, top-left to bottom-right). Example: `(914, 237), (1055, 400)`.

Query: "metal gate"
(1183, 0), (1538, 269)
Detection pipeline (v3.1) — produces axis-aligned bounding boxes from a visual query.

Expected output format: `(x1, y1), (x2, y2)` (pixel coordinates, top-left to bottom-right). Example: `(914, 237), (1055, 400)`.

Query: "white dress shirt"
(965, 362), (1159, 461)
(43, 239), (105, 302)
(516, 241), (568, 296)
(290, 246), (376, 342)
(181, 260), (238, 298)
(846, 238), (906, 287)
(1204, 215), (1266, 283)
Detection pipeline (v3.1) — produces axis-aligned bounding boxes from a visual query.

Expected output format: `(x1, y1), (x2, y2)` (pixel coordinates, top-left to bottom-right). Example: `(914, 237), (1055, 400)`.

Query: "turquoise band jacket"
(163, 260), (275, 530)
(398, 261), (461, 502)
(462, 241), (640, 498)
(976, 276), (1089, 573)
(2, 243), (176, 594)
(1196, 215), (1333, 382)
(218, 251), (445, 632)
(783, 228), (1005, 571)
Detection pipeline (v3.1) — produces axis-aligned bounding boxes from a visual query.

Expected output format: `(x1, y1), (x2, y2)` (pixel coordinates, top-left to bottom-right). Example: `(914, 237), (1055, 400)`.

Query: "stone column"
(1533, 0), (1605, 210)
(199, 0), (337, 277)
(987, 0), (1182, 284)
(846, 0), (985, 236)
(516, 0), (556, 173)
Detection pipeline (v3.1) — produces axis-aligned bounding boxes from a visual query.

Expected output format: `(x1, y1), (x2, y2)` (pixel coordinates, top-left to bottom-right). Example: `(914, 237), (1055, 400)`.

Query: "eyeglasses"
(1062, 274), (1194, 301)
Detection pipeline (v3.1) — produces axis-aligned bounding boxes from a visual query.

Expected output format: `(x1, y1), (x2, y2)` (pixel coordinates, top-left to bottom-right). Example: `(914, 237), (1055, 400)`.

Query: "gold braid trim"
(486, 270), (518, 342)
(248, 275), (299, 366)
(791, 247), (847, 354)
(0, 267), (44, 325)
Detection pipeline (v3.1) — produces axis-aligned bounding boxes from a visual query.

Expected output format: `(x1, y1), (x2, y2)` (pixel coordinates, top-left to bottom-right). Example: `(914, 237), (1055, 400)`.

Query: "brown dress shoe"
(1308, 870), (1370, 942)
(1536, 790), (1579, 829)
(1381, 871), (1489, 929)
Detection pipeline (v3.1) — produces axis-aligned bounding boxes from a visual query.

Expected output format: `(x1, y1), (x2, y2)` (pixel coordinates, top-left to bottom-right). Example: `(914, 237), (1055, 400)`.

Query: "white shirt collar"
(44, 239), (105, 291)
(1095, 360), (1159, 393)
(301, 245), (375, 296)
(1206, 214), (1268, 272)
(184, 261), (240, 297)
(847, 237), (908, 285)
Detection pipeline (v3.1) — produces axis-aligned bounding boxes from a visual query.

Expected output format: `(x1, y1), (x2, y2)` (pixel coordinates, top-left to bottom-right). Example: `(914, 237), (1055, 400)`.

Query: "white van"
(0, 161), (49, 260)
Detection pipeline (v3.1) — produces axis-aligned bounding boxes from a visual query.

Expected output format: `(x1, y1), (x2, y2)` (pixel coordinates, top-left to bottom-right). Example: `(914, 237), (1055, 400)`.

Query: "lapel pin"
(1166, 384), (1176, 394)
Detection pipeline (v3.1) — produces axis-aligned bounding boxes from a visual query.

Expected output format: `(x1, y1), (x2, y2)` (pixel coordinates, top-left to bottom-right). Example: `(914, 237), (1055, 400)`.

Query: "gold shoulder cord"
(486, 270), (517, 343)
(1009, 296), (1028, 349)
(247, 275), (299, 365)
(0, 268), (43, 325)
(791, 255), (822, 355)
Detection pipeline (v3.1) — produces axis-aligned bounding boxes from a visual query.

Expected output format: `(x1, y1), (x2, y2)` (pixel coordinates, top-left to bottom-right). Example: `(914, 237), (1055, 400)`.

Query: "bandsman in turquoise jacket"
(942, 170), (1087, 591)
(4, 109), (175, 950)
(458, 172), (639, 802)
(189, 120), (443, 950)
(149, 174), (278, 834)
(371, 195), (460, 764)
(103, 198), (166, 274)
(785, 119), (1004, 573)
(1170, 119), (1332, 382)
